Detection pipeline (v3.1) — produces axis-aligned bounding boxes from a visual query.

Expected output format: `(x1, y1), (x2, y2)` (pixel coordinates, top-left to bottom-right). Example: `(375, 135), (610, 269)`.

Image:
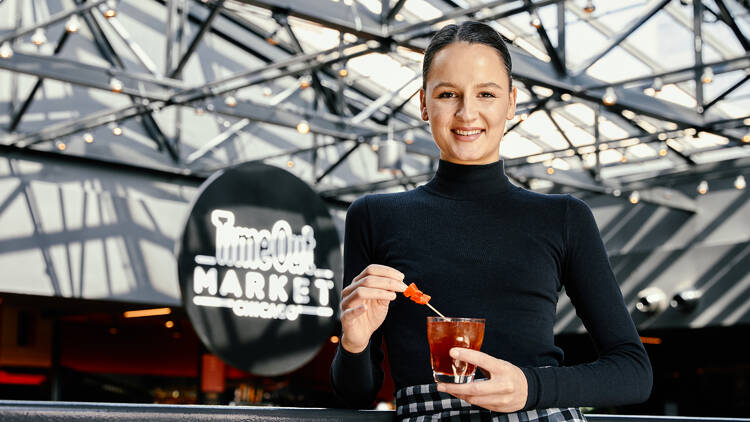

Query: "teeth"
(454, 129), (482, 136)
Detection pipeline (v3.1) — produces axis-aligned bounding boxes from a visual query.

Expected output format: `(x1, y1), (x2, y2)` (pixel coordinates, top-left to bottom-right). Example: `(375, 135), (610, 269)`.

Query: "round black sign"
(176, 162), (341, 376)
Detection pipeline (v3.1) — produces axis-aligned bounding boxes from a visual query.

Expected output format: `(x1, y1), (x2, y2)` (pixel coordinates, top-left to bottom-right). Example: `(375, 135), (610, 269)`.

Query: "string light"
(560, 93), (571, 101)
(734, 175), (746, 190)
(519, 113), (529, 121)
(110, 77), (123, 93)
(263, 87), (273, 96)
(742, 134), (750, 143)
(602, 87), (617, 106)
(56, 140), (67, 151)
(697, 180), (708, 195)
(224, 96), (237, 107)
(620, 155), (628, 163)
(659, 148), (667, 156)
(583, 0), (596, 14)
(287, 160), (294, 168)
(83, 133), (94, 143)
(300, 76), (311, 89)
(629, 191), (640, 204)
(529, 12), (542, 29)
(404, 129), (415, 145)
(31, 28), (47, 46)
(104, 0), (117, 18)
(0, 42), (12, 59)
(546, 167), (555, 175)
(296, 120), (310, 134)
(265, 28), (279, 45)
(112, 125), (123, 136)
(701, 67), (714, 84)
(165, 321), (174, 328)
(338, 67), (349, 78)
(66, 15), (81, 33)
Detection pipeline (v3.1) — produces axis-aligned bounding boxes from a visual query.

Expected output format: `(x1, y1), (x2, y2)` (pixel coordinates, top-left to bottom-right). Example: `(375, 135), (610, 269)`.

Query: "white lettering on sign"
(190, 210), (335, 320)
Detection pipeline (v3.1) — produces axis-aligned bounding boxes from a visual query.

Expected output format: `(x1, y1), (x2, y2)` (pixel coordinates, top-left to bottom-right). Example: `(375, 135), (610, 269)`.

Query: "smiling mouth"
(452, 129), (483, 135)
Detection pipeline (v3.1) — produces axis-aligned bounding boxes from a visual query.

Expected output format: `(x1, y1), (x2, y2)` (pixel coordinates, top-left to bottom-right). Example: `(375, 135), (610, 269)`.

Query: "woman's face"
(420, 42), (517, 165)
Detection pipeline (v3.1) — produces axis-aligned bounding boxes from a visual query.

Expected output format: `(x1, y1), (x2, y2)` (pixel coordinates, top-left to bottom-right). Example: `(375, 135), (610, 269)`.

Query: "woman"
(330, 21), (652, 420)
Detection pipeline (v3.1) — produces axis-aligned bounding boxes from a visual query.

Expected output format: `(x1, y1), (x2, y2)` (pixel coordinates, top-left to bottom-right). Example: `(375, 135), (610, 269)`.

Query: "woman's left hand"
(436, 348), (528, 413)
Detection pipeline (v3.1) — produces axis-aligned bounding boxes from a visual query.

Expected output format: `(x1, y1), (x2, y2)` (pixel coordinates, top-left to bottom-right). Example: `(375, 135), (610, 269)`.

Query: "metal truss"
(0, 0), (748, 209)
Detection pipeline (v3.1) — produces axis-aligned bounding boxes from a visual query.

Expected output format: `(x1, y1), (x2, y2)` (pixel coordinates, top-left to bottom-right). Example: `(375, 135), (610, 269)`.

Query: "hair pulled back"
(422, 21), (512, 89)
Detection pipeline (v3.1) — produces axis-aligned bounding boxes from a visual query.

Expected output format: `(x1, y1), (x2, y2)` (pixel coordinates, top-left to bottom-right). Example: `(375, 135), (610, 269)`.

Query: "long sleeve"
(330, 196), (385, 408)
(522, 196), (653, 409)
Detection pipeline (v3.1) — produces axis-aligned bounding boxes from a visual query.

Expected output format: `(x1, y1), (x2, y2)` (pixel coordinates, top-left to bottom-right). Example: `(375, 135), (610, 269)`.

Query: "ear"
(419, 88), (428, 121)
(506, 85), (518, 120)
(505, 86), (518, 120)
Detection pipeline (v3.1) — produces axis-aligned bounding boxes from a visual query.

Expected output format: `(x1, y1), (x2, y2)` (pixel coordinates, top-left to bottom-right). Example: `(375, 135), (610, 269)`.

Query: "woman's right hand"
(340, 264), (407, 353)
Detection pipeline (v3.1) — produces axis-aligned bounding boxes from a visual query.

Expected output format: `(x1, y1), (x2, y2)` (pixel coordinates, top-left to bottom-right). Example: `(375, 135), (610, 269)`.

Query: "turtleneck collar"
(421, 159), (514, 200)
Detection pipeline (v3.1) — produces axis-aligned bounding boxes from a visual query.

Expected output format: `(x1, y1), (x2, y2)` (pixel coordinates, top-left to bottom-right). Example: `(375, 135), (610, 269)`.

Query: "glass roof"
(1, 0), (748, 198)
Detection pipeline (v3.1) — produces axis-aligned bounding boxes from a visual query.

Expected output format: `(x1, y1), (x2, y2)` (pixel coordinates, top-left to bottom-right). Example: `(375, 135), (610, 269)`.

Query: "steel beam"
(714, 0), (750, 52)
(170, 0), (225, 78)
(0, 0), (110, 44)
(384, 0), (408, 24)
(693, 0), (705, 111)
(8, 30), (72, 132)
(315, 141), (364, 184)
(525, 0), (565, 75)
(318, 172), (434, 198)
(0, 51), (182, 101)
(703, 74), (750, 112)
(573, 0), (671, 76)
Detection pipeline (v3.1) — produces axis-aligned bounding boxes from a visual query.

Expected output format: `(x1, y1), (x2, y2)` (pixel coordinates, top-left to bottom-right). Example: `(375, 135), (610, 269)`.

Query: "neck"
(422, 159), (513, 200)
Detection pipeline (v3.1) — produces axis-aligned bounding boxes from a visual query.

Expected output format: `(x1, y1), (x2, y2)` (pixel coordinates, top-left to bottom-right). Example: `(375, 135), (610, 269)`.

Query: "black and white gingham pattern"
(395, 383), (588, 422)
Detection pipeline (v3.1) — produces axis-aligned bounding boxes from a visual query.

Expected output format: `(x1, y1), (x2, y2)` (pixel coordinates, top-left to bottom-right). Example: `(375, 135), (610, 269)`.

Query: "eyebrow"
(432, 82), (505, 91)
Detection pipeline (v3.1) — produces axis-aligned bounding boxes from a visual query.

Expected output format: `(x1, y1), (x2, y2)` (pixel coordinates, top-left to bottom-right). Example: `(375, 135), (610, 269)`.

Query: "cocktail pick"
(403, 282), (446, 318)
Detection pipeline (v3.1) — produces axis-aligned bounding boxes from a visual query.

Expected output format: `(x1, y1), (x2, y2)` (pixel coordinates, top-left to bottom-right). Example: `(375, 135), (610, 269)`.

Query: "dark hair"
(422, 21), (512, 89)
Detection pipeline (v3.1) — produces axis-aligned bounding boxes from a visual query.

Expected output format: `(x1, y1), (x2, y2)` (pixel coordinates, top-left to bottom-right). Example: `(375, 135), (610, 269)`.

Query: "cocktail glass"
(426, 317), (485, 383)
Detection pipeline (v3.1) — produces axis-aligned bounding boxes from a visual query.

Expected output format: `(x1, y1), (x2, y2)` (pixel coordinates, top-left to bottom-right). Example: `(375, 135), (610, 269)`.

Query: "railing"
(2, 401), (750, 422)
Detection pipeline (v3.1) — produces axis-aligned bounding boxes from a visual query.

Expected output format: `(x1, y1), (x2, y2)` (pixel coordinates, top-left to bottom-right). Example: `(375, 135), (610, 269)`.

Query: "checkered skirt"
(395, 383), (587, 422)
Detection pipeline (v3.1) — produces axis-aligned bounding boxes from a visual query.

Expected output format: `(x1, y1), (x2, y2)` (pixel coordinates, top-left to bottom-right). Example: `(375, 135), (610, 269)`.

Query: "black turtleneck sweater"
(330, 160), (652, 410)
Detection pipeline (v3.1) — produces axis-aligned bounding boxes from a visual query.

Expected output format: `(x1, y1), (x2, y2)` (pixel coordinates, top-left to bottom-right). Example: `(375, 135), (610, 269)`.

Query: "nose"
(455, 96), (478, 121)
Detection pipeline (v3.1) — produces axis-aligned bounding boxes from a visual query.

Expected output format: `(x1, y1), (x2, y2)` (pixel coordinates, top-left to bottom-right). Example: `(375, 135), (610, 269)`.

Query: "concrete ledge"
(3, 401), (750, 422)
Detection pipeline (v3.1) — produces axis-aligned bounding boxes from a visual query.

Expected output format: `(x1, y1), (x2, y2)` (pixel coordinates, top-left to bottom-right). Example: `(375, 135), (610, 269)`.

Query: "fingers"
(340, 303), (367, 324)
(352, 264), (405, 286)
(340, 286), (397, 311)
(342, 274), (407, 297)
(448, 348), (504, 375)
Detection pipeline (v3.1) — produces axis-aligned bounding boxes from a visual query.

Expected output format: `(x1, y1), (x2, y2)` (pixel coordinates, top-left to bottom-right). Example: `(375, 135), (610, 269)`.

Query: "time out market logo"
(191, 209), (335, 321)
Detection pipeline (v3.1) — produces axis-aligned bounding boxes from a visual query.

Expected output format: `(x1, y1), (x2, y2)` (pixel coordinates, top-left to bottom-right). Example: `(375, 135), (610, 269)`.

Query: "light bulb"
(110, 77), (123, 93)
(66, 15), (81, 33)
(560, 93), (571, 101)
(652, 77), (663, 93)
(338, 68), (349, 78)
(104, 1), (117, 18)
(629, 191), (640, 204)
(742, 134), (750, 143)
(520, 113), (528, 121)
(701, 67), (714, 84)
(583, 0), (596, 14)
(602, 87), (616, 106)
(83, 133), (94, 143)
(112, 126), (123, 136)
(659, 148), (667, 156)
(56, 141), (67, 151)
(31, 28), (47, 46)
(263, 87), (273, 96)
(546, 167), (554, 175)
(287, 160), (294, 168)
(300, 76), (311, 89)
(224, 96), (237, 107)
(697, 180), (708, 195)
(0, 42), (12, 59)
(530, 13), (542, 29)
(735, 175), (746, 190)
(296, 120), (310, 134)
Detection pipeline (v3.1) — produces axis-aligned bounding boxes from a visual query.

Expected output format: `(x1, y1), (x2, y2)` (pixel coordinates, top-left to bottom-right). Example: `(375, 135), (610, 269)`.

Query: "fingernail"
(436, 385), (445, 392)
(449, 349), (458, 358)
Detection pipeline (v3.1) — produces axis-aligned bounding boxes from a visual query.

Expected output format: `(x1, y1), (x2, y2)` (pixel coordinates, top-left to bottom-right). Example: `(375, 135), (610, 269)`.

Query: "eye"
(479, 92), (496, 98)
(437, 92), (456, 98)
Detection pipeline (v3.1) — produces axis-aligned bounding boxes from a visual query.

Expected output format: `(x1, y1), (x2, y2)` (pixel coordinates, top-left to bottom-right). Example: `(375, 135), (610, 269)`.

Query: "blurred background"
(0, 0), (749, 416)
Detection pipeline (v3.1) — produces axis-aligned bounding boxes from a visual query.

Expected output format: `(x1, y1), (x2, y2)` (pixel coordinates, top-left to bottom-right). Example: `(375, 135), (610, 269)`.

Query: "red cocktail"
(427, 317), (485, 383)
